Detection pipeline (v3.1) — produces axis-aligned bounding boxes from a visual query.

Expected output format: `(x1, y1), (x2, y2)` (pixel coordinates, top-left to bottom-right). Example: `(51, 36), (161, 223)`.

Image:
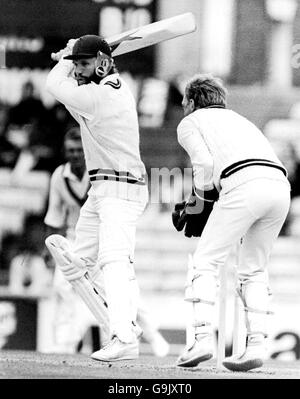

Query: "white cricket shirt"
(46, 60), (148, 203)
(177, 108), (288, 193)
(44, 163), (90, 240)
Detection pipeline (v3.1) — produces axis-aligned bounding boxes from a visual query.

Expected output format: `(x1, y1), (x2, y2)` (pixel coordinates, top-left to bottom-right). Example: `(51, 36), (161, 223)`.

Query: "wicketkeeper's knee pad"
(237, 280), (273, 337)
(185, 256), (217, 304)
(184, 255), (217, 332)
(45, 234), (87, 282)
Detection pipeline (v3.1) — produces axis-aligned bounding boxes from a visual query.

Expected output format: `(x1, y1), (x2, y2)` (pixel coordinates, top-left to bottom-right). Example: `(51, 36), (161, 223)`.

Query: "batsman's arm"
(46, 60), (94, 120)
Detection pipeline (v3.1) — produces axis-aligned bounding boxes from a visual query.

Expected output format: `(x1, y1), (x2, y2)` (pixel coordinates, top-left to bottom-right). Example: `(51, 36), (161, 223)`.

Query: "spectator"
(0, 105), (19, 168)
(6, 81), (47, 127)
(4, 81), (68, 174)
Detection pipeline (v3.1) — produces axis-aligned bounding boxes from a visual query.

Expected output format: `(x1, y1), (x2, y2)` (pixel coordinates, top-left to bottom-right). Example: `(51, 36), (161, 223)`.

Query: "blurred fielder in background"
(172, 74), (291, 371)
(44, 35), (168, 362)
(44, 126), (169, 356)
(44, 126), (92, 353)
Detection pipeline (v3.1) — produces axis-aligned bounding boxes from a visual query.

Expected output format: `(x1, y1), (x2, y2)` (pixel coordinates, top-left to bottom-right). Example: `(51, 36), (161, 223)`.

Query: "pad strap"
(236, 287), (274, 316)
(185, 270), (216, 305)
(193, 321), (212, 329)
(236, 286), (273, 337)
(184, 297), (215, 305)
(246, 331), (268, 339)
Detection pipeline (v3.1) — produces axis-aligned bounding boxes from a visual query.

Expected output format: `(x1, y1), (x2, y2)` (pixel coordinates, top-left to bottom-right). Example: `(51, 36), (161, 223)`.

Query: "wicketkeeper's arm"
(172, 186), (219, 237)
(177, 117), (215, 192)
(173, 116), (218, 237)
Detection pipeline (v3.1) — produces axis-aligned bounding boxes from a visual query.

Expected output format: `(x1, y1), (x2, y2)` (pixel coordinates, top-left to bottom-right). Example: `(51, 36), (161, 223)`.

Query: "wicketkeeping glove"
(172, 187), (219, 238)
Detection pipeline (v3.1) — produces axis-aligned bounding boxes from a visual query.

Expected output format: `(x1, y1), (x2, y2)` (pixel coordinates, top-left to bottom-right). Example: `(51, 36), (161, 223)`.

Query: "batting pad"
(45, 234), (72, 267)
(72, 272), (110, 346)
(45, 234), (86, 281)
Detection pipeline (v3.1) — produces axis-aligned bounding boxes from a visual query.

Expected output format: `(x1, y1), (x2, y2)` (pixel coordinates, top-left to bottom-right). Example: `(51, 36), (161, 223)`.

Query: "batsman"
(45, 35), (149, 362)
(172, 74), (291, 371)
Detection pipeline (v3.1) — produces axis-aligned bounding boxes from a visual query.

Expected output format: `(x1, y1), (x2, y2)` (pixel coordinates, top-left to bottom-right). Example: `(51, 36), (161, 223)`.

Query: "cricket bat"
(107, 12), (197, 57)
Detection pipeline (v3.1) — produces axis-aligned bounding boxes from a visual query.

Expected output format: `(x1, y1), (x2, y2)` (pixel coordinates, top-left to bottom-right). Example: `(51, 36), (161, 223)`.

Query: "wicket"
(185, 243), (245, 369)
(217, 241), (245, 369)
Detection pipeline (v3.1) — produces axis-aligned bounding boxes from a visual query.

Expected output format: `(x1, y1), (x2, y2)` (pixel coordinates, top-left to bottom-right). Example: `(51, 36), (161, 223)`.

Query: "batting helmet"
(64, 35), (112, 60)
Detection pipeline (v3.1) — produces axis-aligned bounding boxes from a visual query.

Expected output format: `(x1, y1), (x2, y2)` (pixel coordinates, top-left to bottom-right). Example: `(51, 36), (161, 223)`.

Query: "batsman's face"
(73, 58), (97, 85)
(64, 139), (85, 168)
(182, 92), (195, 116)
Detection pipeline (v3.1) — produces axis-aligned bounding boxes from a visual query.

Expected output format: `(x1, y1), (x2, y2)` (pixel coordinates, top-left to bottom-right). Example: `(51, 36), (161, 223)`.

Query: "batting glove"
(51, 38), (78, 62)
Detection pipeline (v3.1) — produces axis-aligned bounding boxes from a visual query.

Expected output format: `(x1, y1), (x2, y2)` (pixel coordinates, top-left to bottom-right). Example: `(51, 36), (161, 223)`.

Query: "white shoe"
(149, 333), (170, 358)
(91, 336), (139, 362)
(222, 335), (266, 372)
(176, 333), (213, 367)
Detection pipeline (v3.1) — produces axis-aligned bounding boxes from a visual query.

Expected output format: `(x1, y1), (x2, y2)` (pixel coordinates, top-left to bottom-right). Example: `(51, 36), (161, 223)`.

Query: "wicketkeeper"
(172, 74), (291, 371)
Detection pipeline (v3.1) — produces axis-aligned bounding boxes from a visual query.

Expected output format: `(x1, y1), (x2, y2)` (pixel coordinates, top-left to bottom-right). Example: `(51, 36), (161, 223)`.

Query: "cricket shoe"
(91, 335), (139, 362)
(222, 334), (267, 372)
(176, 333), (213, 367)
(148, 332), (170, 358)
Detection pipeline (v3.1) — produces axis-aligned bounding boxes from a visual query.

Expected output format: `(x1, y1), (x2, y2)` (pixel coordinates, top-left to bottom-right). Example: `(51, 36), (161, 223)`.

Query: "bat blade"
(107, 12), (197, 57)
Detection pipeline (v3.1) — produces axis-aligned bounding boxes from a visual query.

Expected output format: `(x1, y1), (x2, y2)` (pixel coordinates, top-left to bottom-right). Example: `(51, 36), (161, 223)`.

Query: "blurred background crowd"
(0, 0), (300, 359)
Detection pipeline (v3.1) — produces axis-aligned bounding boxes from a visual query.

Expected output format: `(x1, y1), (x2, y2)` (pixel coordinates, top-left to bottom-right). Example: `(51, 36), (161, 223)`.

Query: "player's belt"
(88, 168), (147, 185)
(220, 159), (287, 179)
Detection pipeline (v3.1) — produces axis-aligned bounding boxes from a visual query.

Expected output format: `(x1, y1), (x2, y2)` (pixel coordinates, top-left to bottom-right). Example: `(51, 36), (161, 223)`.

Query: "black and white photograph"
(0, 0), (299, 387)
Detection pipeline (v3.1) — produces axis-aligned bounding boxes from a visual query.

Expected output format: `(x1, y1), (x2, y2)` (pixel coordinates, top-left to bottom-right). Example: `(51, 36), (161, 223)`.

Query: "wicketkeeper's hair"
(185, 74), (227, 109)
(64, 126), (81, 142)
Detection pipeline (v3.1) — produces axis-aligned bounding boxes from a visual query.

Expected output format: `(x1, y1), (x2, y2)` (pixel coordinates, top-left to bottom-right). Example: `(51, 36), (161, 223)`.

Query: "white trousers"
(73, 196), (146, 267)
(73, 194), (147, 342)
(187, 178), (290, 339)
(193, 178), (291, 284)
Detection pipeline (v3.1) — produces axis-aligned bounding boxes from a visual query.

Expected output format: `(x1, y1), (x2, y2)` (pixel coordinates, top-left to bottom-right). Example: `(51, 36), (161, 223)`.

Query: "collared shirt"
(177, 108), (288, 193)
(44, 162), (90, 240)
(46, 61), (148, 203)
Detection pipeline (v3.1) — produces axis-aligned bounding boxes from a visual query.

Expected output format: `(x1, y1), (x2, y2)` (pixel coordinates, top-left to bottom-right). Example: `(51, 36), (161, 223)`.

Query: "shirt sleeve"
(44, 170), (66, 229)
(177, 117), (214, 191)
(46, 60), (95, 120)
